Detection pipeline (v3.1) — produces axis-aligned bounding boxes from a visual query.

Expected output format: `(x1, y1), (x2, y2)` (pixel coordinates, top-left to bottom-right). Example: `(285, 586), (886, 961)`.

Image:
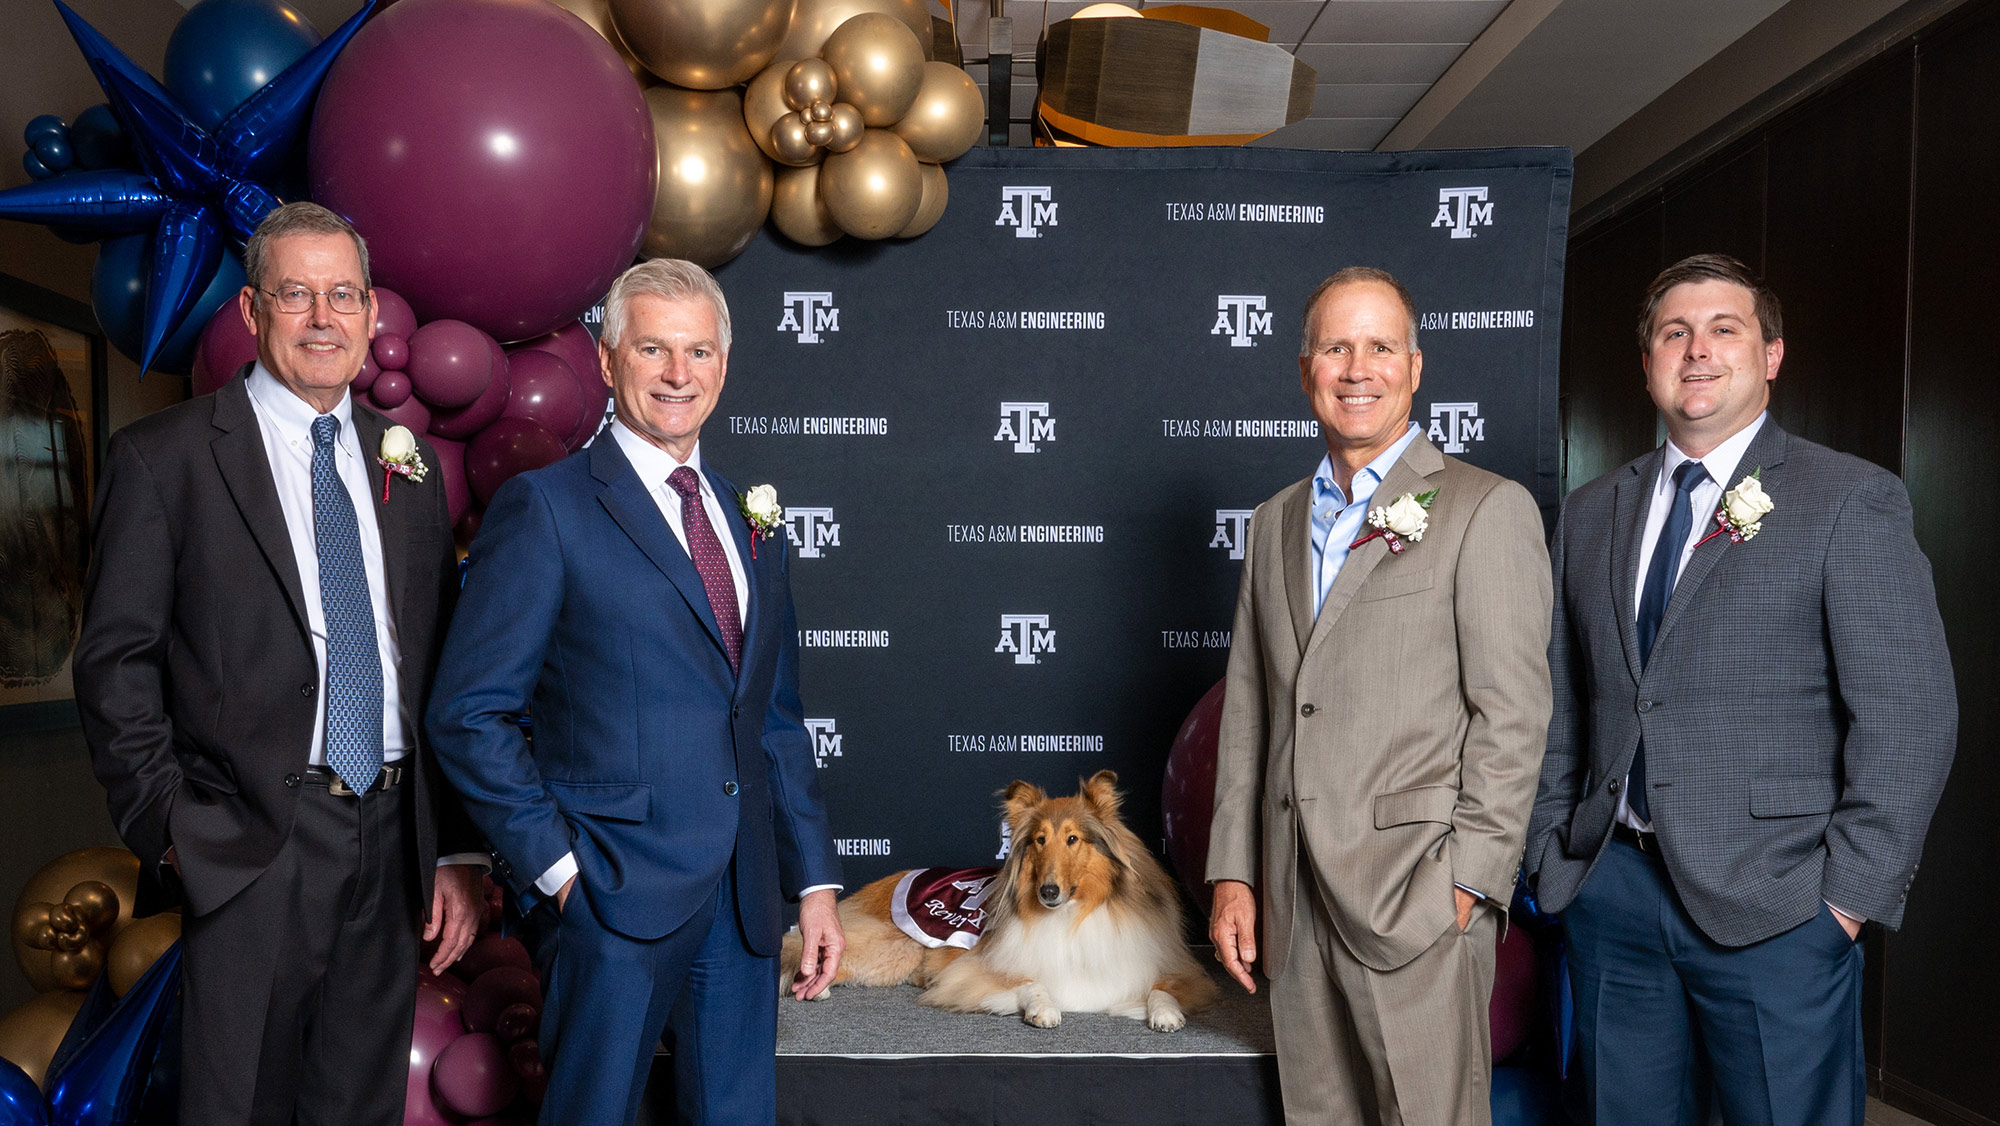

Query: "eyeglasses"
(258, 285), (368, 315)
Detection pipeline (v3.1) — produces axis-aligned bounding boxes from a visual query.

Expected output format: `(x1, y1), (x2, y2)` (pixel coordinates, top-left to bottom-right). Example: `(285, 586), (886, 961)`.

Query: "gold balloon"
(772, 0), (932, 66)
(808, 101), (834, 122)
(784, 58), (838, 111)
(821, 13), (926, 127)
(897, 161), (949, 237)
(746, 63), (804, 163)
(64, 881), (119, 933)
(643, 85), (776, 267)
(770, 112), (820, 165)
(13, 848), (139, 992)
(50, 944), (104, 991)
(819, 128), (922, 239)
(826, 103), (866, 152)
(891, 61), (984, 163)
(770, 164), (844, 246)
(548, 0), (649, 80)
(609, 0), (798, 90)
(806, 119), (836, 146)
(0, 989), (86, 1088)
(107, 913), (182, 997)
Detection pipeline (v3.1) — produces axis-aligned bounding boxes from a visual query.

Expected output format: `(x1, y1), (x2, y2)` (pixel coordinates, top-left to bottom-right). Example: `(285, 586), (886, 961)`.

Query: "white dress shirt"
(535, 422), (837, 900)
(1306, 422), (1423, 617)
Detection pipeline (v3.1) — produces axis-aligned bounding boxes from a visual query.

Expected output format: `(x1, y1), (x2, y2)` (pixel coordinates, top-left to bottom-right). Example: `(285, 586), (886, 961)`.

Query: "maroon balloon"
(354, 352), (381, 392)
(466, 417), (565, 506)
(493, 1001), (539, 1042)
(371, 285), (419, 341)
(375, 394), (433, 435)
(192, 299), (259, 395)
(511, 320), (607, 447)
(370, 368), (412, 408)
(500, 350), (587, 441)
(434, 1032), (519, 1118)
(453, 934), (534, 982)
(454, 506), (483, 546)
(420, 966), (468, 1003)
(373, 331), (409, 371)
(308, 0), (656, 342)
(1489, 923), (1538, 1063)
(463, 966), (543, 1034)
(431, 339), (512, 440)
(430, 436), (471, 525)
(1161, 679), (1225, 917)
(407, 980), (470, 1126)
(407, 319), (497, 409)
(508, 1038), (543, 1078)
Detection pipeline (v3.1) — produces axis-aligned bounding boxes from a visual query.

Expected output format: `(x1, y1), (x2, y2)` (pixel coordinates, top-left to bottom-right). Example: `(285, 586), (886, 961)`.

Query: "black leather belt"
(1612, 823), (1658, 852)
(302, 764), (404, 796)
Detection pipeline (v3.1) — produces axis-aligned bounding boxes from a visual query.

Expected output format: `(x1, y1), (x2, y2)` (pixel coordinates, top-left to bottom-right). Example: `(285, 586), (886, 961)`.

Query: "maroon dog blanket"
(890, 866), (1000, 949)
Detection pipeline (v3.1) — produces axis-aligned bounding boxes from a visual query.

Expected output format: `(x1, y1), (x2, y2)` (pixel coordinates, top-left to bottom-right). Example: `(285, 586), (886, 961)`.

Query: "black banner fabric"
(700, 146), (1572, 893)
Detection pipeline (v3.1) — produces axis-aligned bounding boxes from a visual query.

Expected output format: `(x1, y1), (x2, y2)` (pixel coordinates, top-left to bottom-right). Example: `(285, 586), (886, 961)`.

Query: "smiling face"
(1298, 280), (1422, 473)
(239, 231), (376, 414)
(1642, 278), (1783, 457)
(600, 292), (728, 462)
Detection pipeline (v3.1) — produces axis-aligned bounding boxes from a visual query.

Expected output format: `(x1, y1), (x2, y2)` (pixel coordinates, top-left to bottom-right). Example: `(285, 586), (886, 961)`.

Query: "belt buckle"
(328, 774), (357, 797)
(1633, 829), (1649, 853)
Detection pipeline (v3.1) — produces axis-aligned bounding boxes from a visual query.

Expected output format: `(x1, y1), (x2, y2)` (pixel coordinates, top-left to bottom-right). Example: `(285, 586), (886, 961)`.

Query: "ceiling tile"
(1250, 116), (1396, 150)
(1299, 1), (1506, 45)
(1308, 82), (1428, 118)
(1293, 41), (1466, 84)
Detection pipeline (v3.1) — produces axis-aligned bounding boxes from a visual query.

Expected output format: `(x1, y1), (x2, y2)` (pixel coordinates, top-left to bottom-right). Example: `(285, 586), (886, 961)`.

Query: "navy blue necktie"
(1629, 460), (1708, 820)
(312, 415), (384, 794)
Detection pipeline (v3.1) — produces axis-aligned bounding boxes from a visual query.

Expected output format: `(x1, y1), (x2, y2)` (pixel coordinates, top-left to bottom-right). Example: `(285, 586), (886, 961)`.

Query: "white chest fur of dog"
(961, 899), (1195, 1029)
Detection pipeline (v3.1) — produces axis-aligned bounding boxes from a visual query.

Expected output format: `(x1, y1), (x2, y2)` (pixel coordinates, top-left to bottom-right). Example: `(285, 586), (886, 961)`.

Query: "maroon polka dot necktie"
(668, 466), (742, 672)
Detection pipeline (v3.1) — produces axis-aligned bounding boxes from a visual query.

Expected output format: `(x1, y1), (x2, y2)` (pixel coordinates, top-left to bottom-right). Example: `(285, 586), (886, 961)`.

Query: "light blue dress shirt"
(1308, 422), (1423, 618)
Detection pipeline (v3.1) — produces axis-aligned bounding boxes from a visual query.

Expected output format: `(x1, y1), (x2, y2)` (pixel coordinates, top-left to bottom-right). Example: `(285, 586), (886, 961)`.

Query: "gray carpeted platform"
(774, 958), (1275, 1058)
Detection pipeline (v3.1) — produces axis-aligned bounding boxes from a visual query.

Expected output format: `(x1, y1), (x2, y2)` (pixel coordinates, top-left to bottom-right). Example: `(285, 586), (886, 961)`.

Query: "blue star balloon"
(0, 0), (375, 374)
(43, 941), (183, 1126)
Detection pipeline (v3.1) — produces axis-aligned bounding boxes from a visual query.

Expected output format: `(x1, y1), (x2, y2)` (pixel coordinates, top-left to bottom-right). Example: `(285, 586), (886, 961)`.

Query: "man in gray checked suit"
(1526, 254), (1955, 1126)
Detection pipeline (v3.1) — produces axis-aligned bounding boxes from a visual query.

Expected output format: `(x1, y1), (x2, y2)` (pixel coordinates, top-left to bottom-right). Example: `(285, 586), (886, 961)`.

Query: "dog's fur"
(780, 771), (1218, 1031)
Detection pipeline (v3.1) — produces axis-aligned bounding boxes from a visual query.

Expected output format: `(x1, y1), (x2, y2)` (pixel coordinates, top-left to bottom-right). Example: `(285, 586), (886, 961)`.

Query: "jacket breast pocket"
(547, 781), (651, 823)
(1749, 776), (1837, 818)
(1354, 568), (1436, 603)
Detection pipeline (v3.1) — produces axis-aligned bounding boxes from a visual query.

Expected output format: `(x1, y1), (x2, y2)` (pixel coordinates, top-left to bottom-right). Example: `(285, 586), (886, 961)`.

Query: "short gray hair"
(243, 202), (371, 296)
(602, 258), (732, 354)
(1299, 266), (1420, 356)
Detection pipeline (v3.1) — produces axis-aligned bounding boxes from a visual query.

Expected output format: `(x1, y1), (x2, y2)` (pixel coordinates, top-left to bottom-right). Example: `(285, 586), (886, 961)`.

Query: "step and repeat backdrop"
(697, 146), (1573, 892)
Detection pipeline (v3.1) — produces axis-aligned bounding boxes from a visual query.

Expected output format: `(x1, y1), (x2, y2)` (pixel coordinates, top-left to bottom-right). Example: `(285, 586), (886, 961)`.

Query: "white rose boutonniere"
(1696, 468), (1773, 547)
(1350, 488), (1439, 556)
(738, 484), (783, 558)
(374, 424), (428, 502)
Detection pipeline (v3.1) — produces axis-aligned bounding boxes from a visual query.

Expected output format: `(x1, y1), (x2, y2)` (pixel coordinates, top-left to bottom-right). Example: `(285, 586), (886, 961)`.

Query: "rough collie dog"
(781, 770), (1218, 1031)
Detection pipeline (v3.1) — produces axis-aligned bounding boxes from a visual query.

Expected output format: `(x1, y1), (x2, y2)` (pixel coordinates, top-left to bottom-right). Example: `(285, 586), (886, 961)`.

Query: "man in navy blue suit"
(427, 258), (845, 1125)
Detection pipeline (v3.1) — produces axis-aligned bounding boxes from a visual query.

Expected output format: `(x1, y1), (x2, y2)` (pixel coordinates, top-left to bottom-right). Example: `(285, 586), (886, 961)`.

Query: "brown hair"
(1300, 267), (1420, 356)
(1637, 254), (1783, 349)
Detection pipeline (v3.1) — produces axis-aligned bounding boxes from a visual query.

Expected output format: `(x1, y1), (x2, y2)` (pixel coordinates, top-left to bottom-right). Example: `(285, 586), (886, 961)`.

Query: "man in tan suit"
(1208, 267), (1553, 1126)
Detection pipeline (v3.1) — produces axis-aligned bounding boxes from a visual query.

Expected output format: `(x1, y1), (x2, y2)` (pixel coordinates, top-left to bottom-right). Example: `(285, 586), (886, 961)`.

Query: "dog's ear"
(1081, 770), (1122, 820)
(1001, 780), (1047, 825)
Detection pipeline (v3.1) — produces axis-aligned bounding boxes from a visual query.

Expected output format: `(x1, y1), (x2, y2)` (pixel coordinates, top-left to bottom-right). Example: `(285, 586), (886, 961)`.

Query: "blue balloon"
(24, 114), (66, 145)
(32, 134), (74, 173)
(93, 233), (246, 375)
(0, 1057), (51, 1126)
(164, 0), (322, 135)
(68, 104), (131, 171)
(23, 150), (54, 180)
(45, 942), (184, 1126)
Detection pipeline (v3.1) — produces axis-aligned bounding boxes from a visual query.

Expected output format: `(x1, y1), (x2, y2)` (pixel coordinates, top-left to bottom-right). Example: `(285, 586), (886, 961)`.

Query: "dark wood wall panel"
(1883, 4), (2000, 1120)
(1661, 144), (1767, 272)
(1560, 206), (1661, 492)
(1762, 55), (1914, 475)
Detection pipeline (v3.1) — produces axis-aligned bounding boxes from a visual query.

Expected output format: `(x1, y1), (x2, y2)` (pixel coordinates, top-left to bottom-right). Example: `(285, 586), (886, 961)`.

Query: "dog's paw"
(805, 985), (834, 1002)
(1020, 984), (1062, 1028)
(1146, 989), (1186, 1032)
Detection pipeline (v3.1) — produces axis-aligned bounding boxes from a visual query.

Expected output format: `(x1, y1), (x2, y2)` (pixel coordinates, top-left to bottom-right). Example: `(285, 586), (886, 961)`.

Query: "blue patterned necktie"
(1629, 459), (1709, 820)
(312, 415), (384, 794)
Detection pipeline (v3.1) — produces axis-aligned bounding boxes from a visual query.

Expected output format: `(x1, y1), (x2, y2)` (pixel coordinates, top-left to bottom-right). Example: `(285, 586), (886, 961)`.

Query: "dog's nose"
(1038, 883), (1062, 907)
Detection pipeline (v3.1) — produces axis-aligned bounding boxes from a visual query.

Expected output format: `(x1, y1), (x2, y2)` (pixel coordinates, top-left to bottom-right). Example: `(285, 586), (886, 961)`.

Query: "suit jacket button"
(1608, 779), (1622, 795)
(723, 781), (739, 796)
(1299, 703), (1317, 717)
(284, 773), (300, 788)
(1279, 794), (1292, 809)
(300, 683), (315, 698)
(1637, 700), (1653, 713)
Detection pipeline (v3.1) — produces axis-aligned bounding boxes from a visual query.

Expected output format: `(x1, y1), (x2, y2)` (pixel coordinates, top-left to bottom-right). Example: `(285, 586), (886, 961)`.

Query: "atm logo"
(1431, 187), (1493, 239)
(995, 614), (1056, 664)
(1427, 402), (1485, 453)
(777, 291), (839, 343)
(1210, 509), (1254, 560)
(784, 507), (841, 558)
(997, 186), (1058, 237)
(805, 718), (842, 768)
(1212, 296), (1272, 347)
(994, 402), (1054, 453)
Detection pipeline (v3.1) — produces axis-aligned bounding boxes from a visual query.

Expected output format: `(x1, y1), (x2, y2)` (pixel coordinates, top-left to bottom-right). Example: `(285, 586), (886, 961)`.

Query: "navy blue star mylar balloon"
(0, 0), (375, 374)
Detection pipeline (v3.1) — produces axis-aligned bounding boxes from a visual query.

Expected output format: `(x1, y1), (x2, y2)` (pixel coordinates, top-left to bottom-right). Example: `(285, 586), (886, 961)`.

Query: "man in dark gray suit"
(1525, 254), (1954, 1126)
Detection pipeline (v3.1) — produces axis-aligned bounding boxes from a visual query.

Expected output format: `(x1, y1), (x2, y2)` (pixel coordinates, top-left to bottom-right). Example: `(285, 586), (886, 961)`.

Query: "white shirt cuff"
(535, 852), (580, 897)
(436, 853), (491, 871)
(1828, 902), (1866, 926)
(1453, 882), (1488, 901)
(797, 884), (843, 899)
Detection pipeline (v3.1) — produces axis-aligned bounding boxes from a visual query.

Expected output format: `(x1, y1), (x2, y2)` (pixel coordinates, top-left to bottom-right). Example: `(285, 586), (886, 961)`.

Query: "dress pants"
(1562, 835), (1865, 1126)
(179, 778), (418, 1126)
(537, 858), (777, 1126)
(1269, 859), (1498, 1126)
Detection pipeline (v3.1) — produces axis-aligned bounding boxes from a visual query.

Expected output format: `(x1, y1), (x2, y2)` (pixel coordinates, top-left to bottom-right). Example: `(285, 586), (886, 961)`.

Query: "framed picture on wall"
(0, 270), (107, 733)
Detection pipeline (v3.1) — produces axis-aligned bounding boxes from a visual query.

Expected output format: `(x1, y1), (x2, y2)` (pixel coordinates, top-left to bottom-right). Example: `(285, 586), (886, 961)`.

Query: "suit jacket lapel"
(1279, 482), (1314, 656)
(209, 379), (309, 633)
(349, 406), (410, 630)
(1650, 422), (1792, 657)
(1304, 434), (1443, 661)
(1610, 449), (1660, 682)
(590, 439), (729, 661)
